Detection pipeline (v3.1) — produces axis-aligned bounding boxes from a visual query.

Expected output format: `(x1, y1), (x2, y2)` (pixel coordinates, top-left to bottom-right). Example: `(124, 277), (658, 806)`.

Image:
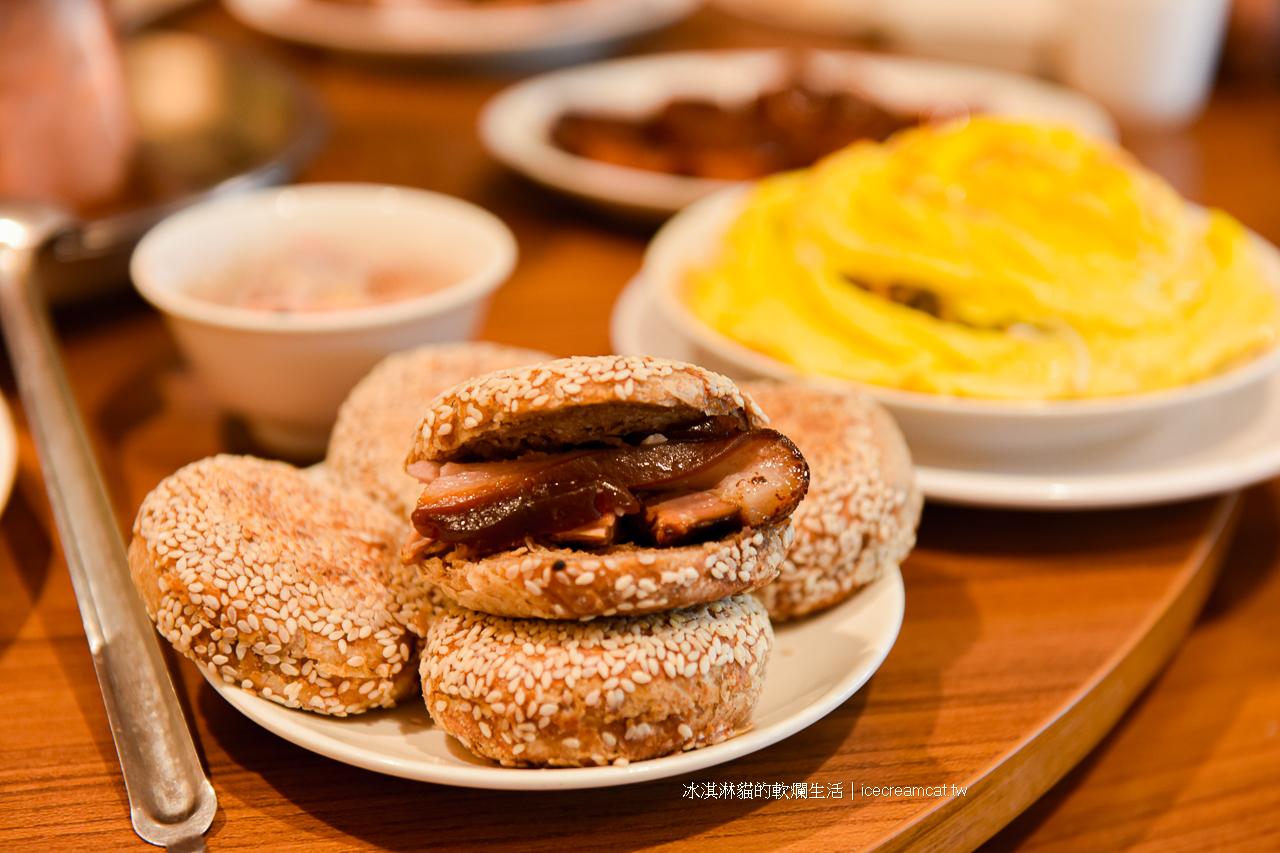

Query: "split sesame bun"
(416, 524), (791, 620)
(129, 455), (435, 716)
(404, 355), (796, 619)
(741, 381), (923, 620)
(406, 354), (768, 464)
(421, 595), (773, 767)
(327, 342), (552, 520)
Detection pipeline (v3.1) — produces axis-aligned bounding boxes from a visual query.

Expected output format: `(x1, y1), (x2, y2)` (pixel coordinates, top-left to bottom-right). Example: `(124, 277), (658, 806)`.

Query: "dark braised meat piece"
(645, 411), (751, 442)
(642, 491), (741, 547)
(546, 515), (619, 547)
(551, 114), (678, 174)
(410, 429), (809, 556)
(550, 81), (924, 180)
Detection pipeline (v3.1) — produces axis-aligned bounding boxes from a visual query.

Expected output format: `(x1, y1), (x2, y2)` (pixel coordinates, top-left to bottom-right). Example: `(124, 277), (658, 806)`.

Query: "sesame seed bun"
(327, 342), (552, 520)
(129, 455), (435, 716)
(402, 355), (797, 619)
(412, 523), (791, 620)
(406, 354), (768, 464)
(742, 381), (922, 620)
(421, 595), (773, 767)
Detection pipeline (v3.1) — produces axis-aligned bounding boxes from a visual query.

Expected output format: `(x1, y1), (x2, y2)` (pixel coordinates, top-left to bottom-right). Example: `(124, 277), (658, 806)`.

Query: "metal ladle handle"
(0, 203), (217, 852)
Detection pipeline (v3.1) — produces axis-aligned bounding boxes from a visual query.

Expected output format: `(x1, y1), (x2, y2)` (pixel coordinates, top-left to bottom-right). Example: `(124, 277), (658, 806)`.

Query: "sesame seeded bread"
(742, 381), (922, 620)
(412, 522), (791, 620)
(401, 355), (800, 618)
(327, 342), (552, 520)
(406, 354), (769, 463)
(129, 455), (436, 716)
(421, 595), (773, 767)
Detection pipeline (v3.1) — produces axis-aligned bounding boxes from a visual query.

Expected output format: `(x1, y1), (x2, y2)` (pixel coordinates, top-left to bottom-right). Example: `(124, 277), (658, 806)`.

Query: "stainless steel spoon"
(0, 202), (217, 852)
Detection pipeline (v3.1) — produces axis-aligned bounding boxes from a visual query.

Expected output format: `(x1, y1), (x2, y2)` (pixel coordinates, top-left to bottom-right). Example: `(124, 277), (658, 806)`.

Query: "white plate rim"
(202, 565), (904, 790)
(911, 430), (1280, 508)
(222, 0), (700, 58)
(130, 182), (518, 334)
(610, 273), (1280, 510)
(478, 47), (1117, 217)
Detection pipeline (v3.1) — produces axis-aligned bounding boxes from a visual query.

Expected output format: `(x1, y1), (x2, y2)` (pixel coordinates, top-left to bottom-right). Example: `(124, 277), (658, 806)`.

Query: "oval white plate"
(203, 565), (903, 789)
(223, 0), (699, 60)
(479, 47), (1116, 218)
(611, 274), (1280, 509)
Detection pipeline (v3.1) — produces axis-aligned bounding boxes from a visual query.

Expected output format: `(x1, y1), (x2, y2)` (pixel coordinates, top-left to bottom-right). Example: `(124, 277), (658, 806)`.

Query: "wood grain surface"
(2, 3), (1279, 852)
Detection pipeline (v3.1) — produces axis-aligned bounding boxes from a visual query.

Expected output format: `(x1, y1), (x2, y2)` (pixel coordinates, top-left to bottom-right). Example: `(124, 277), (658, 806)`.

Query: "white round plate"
(611, 274), (1280, 509)
(203, 566), (903, 789)
(637, 182), (1280, 461)
(222, 0), (699, 60)
(0, 396), (17, 515)
(479, 47), (1116, 218)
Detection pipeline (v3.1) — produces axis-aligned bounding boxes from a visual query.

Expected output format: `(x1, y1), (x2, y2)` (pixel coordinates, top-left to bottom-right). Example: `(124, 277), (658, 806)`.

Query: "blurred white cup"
(1057, 0), (1230, 126)
(131, 183), (518, 458)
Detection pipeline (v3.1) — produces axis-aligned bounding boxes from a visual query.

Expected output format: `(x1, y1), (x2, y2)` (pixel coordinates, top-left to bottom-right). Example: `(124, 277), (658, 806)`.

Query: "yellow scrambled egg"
(684, 119), (1278, 398)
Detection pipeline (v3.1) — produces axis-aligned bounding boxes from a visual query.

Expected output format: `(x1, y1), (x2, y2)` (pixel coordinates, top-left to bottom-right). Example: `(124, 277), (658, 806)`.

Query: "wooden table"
(4, 3), (1280, 851)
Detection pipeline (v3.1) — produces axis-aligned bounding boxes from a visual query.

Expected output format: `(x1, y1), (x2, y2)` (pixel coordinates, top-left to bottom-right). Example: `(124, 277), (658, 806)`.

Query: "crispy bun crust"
(407, 355), (769, 463)
(421, 595), (773, 767)
(403, 355), (789, 619)
(327, 342), (552, 520)
(129, 455), (435, 716)
(742, 381), (922, 620)
(413, 523), (791, 620)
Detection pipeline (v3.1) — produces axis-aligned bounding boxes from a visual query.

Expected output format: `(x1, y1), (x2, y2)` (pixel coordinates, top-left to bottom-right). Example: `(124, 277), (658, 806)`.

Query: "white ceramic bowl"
(131, 183), (517, 456)
(643, 185), (1280, 457)
(479, 48), (1116, 220)
(222, 0), (699, 61)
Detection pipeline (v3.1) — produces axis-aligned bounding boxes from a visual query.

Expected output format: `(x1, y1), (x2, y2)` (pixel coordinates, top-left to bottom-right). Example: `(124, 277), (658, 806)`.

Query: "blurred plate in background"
(479, 48), (1116, 220)
(222, 0), (700, 62)
(712, 0), (1231, 126)
(41, 30), (325, 303)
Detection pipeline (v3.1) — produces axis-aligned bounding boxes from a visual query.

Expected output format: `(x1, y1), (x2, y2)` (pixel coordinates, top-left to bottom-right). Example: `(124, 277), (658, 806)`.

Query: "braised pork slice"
(410, 429), (808, 556)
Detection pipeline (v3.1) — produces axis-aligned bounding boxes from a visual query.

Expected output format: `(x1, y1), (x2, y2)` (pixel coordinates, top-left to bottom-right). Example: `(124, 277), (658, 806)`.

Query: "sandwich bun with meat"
(401, 355), (810, 620)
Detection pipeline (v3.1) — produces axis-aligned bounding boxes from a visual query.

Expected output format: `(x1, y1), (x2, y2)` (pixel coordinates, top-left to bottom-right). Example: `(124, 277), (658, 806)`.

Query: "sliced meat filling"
(409, 429), (808, 557)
